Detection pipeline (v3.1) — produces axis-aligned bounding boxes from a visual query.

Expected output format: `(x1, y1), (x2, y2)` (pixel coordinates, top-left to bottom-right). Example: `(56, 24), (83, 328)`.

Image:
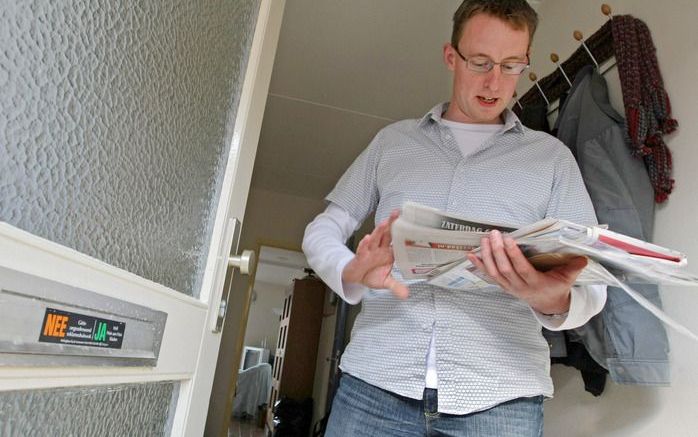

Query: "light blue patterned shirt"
(304, 103), (603, 414)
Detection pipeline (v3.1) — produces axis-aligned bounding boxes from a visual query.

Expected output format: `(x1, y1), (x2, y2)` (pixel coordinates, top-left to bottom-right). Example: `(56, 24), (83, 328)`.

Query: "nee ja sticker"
(39, 308), (126, 349)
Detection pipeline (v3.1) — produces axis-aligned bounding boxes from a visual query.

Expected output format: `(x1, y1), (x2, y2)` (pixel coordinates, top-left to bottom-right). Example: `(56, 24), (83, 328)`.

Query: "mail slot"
(0, 266), (167, 367)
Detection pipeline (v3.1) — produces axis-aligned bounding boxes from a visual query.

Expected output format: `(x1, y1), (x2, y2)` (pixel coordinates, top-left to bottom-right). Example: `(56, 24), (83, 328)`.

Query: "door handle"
(228, 250), (256, 275)
(213, 248), (256, 333)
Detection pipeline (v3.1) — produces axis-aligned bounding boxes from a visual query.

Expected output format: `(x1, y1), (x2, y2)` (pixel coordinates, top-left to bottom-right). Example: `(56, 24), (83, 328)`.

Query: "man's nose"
(483, 65), (502, 91)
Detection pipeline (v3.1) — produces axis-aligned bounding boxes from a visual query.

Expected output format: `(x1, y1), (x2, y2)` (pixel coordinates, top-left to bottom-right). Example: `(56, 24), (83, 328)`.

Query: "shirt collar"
(419, 102), (525, 134)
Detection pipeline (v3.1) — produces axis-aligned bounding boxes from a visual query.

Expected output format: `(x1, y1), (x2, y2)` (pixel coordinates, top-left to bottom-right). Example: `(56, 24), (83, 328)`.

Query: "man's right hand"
(341, 210), (409, 299)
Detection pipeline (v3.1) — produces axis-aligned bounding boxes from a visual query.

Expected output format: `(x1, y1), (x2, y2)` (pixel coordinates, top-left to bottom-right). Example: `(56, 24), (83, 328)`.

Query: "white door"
(0, 0), (285, 435)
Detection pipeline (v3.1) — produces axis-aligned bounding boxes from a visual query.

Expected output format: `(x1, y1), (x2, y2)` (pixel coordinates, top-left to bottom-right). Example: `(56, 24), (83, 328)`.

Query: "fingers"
(384, 275), (409, 299)
(366, 222), (385, 251)
(359, 223), (386, 255)
(355, 211), (408, 299)
(468, 252), (485, 271)
(469, 231), (589, 313)
(481, 231), (527, 290)
(367, 211), (400, 250)
(379, 210), (401, 247)
(502, 236), (537, 281)
(379, 212), (398, 247)
(478, 235), (505, 285)
(355, 234), (375, 260)
(489, 232), (520, 280)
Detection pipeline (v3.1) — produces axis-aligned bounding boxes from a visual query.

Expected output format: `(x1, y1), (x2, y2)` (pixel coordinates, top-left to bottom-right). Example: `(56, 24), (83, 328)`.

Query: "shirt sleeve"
(545, 145), (598, 226)
(325, 129), (384, 223)
(531, 284), (608, 330)
(302, 202), (369, 304)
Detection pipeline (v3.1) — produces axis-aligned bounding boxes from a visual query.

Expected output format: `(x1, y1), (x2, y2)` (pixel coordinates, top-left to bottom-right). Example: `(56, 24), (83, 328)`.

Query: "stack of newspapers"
(391, 202), (698, 340)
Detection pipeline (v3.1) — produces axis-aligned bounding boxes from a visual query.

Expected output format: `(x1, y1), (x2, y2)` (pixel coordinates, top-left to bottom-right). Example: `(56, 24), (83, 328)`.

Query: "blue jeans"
(325, 374), (543, 437)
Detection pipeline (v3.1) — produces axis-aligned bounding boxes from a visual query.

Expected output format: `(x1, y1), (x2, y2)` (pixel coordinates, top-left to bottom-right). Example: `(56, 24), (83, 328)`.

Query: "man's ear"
(443, 42), (456, 72)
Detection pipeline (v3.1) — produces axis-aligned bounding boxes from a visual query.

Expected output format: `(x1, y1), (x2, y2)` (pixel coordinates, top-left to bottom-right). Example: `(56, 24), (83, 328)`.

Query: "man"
(303, 1), (606, 436)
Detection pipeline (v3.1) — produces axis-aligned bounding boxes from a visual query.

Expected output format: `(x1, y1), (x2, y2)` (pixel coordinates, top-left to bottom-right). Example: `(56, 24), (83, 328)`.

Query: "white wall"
(521, 1), (698, 436)
(242, 280), (286, 355)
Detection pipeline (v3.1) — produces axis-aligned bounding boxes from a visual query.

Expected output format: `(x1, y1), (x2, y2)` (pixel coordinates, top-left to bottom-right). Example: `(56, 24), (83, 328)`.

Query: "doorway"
(224, 245), (337, 437)
(229, 246), (307, 435)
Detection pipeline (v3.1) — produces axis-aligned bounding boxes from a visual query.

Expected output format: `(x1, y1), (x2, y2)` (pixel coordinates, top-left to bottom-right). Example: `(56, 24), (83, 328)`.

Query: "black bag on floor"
(272, 397), (313, 437)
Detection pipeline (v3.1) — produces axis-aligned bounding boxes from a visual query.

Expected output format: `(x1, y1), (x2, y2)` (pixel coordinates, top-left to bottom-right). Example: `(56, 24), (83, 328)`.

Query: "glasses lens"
(501, 63), (528, 75)
(467, 57), (493, 73)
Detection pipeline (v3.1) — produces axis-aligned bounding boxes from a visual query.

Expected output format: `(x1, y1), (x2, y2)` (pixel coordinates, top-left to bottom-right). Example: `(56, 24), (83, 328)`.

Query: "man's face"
(443, 13), (530, 124)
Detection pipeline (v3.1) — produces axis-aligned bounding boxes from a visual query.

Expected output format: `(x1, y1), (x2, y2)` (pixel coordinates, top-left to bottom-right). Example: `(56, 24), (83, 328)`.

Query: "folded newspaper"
(391, 202), (698, 341)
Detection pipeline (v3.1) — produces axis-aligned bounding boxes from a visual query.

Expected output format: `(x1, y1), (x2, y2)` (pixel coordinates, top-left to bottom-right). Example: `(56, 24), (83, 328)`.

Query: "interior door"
(0, 0), (285, 435)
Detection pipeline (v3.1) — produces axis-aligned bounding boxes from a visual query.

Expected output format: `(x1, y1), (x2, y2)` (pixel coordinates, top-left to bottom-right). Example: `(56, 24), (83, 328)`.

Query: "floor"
(228, 416), (267, 437)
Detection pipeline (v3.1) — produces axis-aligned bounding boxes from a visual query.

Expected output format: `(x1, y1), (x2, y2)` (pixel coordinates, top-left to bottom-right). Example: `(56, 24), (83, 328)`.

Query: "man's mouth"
(477, 96), (498, 105)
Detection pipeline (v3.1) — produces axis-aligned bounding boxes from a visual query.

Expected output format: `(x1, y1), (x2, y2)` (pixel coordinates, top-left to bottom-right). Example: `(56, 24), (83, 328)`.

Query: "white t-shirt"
(441, 118), (503, 159)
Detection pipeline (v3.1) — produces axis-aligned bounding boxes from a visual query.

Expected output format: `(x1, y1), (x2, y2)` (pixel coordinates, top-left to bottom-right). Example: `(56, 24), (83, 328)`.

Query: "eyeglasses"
(454, 46), (529, 75)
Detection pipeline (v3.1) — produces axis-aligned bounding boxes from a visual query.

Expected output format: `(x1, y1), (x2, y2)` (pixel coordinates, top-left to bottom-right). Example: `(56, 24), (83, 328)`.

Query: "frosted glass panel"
(0, 381), (178, 436)
(0, 1), (261, 296)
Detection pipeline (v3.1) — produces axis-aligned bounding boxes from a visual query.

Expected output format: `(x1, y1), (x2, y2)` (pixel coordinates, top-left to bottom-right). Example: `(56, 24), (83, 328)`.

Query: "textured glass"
(0, 1), (261, 296)
(0, 381), (178, 436)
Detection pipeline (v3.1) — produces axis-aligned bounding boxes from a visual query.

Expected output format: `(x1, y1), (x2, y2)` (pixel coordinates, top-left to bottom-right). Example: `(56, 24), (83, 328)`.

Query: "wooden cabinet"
(266, 276), (326, 433)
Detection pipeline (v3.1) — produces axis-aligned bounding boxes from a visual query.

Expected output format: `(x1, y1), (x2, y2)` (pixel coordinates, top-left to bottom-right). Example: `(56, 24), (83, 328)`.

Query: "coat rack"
(514, 4), (616, 115)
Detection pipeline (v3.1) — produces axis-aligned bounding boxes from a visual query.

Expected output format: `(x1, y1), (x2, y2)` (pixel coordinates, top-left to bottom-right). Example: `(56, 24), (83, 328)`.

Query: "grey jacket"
(554, 65), (670, 384)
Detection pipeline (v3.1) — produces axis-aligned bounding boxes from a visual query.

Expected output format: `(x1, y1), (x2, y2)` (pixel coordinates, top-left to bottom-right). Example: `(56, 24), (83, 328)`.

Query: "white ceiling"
(251, 0), (544, 200)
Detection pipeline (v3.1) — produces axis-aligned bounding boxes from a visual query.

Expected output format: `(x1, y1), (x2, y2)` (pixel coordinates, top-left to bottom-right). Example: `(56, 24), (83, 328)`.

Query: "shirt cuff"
(532, 284), (607, 330)
(302, 202), (368, 305)
(336, 253), (369, 304)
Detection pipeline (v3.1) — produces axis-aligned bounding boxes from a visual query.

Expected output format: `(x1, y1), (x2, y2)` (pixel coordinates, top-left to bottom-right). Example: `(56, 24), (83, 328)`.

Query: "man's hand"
(341, 210), (409, 299)
(467, 230), (587, 315)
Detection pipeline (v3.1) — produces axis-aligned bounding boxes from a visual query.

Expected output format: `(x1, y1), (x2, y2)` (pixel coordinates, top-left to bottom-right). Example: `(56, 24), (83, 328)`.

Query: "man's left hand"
(467, 230), (588, 315)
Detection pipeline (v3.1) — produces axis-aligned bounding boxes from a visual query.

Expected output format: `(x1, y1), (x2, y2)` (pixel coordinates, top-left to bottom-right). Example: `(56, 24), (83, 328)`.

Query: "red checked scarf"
(612, 15), (678, 203)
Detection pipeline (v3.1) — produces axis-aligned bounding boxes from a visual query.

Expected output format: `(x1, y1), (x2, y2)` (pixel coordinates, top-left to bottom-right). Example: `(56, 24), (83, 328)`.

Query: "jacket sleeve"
(535, 146), (608, 329)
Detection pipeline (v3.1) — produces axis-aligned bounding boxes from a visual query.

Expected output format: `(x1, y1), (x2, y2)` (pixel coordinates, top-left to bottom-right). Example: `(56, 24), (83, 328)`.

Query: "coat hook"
(550, 53), (573, 88)
(573, 30), (600, 70)
(528, 72), (549, 106)
(512, 91), (523, 110)
(601, 4), (613, 20)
